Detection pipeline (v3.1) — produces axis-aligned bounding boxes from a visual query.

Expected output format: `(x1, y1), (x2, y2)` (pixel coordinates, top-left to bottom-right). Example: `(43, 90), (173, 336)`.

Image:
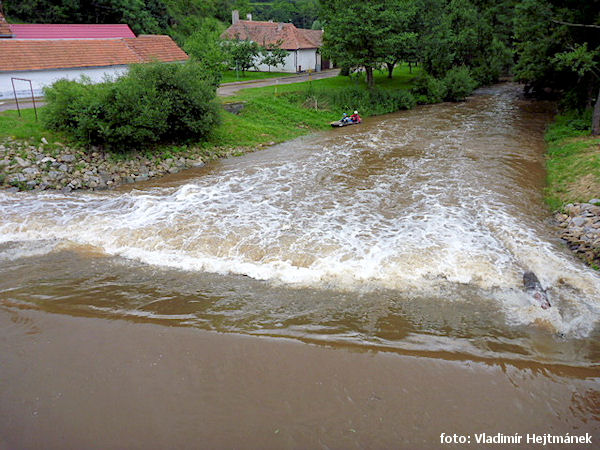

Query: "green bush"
(443, 66), (477, 102)
(545, 109), (592, 142)
(42, 62), (221, 151)
(411, 74), (447, 104)
(323, 86), (415, 116)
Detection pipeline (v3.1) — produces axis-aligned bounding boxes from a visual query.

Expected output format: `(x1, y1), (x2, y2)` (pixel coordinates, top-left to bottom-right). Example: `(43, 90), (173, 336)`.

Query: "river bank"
(0, 136), (264, 192)
(0, 65), (418, 192)
(544, 112), (600, 269)
(2, 84), (600, 446)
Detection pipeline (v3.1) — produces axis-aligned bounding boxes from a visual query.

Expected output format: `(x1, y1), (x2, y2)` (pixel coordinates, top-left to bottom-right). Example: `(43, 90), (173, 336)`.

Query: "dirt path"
(0, 69), (340, 112)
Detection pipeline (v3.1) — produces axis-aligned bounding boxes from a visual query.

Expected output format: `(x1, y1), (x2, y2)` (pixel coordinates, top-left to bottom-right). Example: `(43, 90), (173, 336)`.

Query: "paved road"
(0, 98), (45, 112)
(217, 69), (340, 97)
(0, 69), (340, 112)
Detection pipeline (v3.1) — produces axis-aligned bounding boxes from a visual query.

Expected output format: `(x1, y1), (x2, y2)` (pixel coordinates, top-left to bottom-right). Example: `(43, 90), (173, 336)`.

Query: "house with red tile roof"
(221, 11), (326, 73)
(0, 11), (188, 100)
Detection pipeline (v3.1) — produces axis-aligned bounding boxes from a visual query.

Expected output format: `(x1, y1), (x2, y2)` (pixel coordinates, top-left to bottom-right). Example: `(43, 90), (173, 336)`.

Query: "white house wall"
(252, 49), (320, 73)
(0, 65), (129, 100)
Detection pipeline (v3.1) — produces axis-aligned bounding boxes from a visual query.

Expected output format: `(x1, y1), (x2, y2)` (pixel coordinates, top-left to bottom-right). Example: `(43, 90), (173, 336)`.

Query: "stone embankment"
(0, 138), (259, 193)
(554, 201), (600, 268)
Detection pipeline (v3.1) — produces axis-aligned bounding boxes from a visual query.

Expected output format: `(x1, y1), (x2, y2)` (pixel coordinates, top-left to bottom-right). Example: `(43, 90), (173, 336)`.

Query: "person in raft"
(341, 112), (352, 123)
(350, 110), (361, 123)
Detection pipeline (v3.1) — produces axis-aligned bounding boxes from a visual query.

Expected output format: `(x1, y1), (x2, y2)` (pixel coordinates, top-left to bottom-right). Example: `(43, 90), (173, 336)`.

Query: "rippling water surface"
(1, 84), (600, 366)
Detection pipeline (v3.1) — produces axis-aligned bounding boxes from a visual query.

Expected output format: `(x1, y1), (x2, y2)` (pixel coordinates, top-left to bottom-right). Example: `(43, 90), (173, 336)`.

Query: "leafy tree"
(321, 0), (410, 87)
(311, 19), (323, 30)
(416, 0), (511, 84)
(253, 0), (320, 29)
(513, 0), (600, 133)
(260, 41), (288, 72)
(226, 39), (261, 73)
(382, 0), (418, 79)
(184, 18), (228, 84)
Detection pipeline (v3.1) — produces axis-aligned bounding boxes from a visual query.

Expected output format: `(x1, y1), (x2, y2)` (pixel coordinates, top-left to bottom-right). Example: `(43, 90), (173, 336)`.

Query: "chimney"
(246, 13), (252, 21)
(277, 22), (283, 32)
(232, 10), (239, 25)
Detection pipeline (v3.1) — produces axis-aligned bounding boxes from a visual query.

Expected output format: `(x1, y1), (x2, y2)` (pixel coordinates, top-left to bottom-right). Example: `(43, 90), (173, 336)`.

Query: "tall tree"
(513, 0), (600, 133)
(416, 0), (511, 84)
(321, 0), (410, 87)
(183, 18), (228, 85)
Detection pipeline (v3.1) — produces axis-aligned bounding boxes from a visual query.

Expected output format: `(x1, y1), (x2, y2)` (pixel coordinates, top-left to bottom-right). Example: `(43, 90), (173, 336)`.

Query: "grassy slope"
(544, 114), (600, 211)
(220, 70), (293, 84)
(0, 64), (420, 153)
(0, 108), (64, 143)
(210, 64), (422, 147)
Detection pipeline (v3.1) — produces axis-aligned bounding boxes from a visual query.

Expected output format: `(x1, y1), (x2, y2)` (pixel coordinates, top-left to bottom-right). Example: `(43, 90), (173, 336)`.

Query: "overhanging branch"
(552, 19), (600, 29)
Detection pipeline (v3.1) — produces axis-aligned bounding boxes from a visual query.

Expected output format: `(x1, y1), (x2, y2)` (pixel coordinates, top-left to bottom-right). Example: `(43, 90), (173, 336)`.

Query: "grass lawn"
(545, 135), (600, 210)
(210, 64), (422, 147)
(220, 70), (293, 84)
(544, 111), (600, 210)
(0, 64), (421, 155)
(0, 108), (65, 144)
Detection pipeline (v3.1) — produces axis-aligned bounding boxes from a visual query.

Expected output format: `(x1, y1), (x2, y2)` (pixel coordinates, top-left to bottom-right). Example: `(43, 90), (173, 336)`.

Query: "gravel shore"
(0, 137), (259, 193)
(554, 201), (600, 268)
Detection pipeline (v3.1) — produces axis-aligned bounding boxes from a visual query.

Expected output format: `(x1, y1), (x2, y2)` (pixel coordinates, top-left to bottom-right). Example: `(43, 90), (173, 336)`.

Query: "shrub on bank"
(42, 63), (221, 151)
(442, 66), (477, 102)
(323, 86), (416, 116)
(545, 109), (592, 143)
(412, 74), (447, 104)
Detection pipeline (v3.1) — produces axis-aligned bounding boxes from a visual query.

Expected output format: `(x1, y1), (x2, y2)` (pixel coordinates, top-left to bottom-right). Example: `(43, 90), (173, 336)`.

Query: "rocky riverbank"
(0, 138), (260, 193)
(554, 201), (600, 269)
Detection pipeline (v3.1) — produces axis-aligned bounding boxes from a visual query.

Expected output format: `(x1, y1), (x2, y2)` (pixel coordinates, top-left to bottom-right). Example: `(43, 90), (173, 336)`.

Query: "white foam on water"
(1, 86), (599, 337)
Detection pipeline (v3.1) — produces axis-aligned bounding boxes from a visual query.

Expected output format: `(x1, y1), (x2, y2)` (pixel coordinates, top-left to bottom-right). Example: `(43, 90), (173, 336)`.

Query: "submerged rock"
(523, 271), (551, 309)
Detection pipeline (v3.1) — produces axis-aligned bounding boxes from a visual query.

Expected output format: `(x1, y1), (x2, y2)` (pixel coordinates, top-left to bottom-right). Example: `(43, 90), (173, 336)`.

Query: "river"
(1, 84), (599, 448)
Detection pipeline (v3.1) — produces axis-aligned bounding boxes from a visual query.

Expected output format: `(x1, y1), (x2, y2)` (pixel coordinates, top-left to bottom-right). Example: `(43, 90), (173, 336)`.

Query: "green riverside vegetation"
(0, 64), (421, 156)
(220, 70), (293, 84)
(544, 111), (600, 211)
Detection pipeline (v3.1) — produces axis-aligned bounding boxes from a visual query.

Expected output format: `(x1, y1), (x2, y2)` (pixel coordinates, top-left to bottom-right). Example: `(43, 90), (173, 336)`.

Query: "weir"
(2, 83), (600, 447)
(1, 84), (600, 362)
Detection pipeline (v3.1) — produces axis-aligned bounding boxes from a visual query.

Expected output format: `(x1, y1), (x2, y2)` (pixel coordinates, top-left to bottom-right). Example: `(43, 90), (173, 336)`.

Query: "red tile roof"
(10, 24), (136, 39)
(222, 20), (323, 50)
(0, 11), (12, 38)
(124, 35), (188, 62)
(0, 36), (188, 72)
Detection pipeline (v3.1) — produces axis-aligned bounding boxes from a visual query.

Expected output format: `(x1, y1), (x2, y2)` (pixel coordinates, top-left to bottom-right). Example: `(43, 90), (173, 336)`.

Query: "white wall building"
(0, 13), (189, 100)
(222, 12), (326, 73)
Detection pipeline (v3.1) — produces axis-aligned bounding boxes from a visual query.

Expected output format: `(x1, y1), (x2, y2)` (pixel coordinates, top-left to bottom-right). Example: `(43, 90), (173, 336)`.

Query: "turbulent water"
(1, 84), (600, 366)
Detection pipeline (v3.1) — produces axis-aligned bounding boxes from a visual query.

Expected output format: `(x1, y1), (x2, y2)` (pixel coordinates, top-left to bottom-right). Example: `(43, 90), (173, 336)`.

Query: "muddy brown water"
(1, 84), (599, 448)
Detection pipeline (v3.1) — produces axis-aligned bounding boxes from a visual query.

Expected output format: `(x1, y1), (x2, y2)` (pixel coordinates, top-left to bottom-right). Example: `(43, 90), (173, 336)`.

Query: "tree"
(321, 0), (409, 87)
(416, 0), (511, 84)
(553, 44), (600, 135)
(183, 18), (229, 85)
(226, 39), (261, 74)
(382, 0), (418, 79)
(513, 0), (600, 133)
(260, 41), (288, 72)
